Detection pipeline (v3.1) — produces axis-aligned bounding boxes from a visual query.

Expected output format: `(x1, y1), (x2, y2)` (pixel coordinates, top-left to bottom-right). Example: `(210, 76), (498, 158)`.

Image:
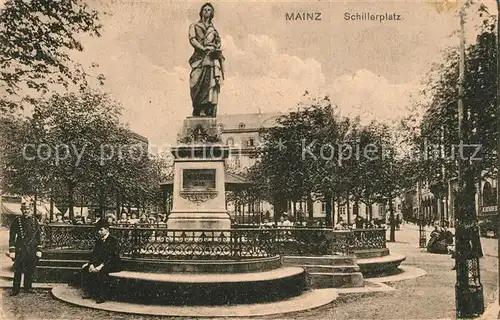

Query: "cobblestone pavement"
(0, 227), (498, 319)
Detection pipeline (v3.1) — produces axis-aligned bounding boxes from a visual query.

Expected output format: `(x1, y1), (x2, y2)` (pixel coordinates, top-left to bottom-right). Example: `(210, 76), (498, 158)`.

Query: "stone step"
(0, 265), (13, 280)
(42, 250), (90, 261)
(36, 266), (81, 283)
(352, 248), (389, 259)
(308, 272), (364, 289)
(357, 254), (406, 275)
(38, 259), (86, 268)
(282, 255), (357, 266)
(298, 264), (360, 274)
(120, 255), (282, 274)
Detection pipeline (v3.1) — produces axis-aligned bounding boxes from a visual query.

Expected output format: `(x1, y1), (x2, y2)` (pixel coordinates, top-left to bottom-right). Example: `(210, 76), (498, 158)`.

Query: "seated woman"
(427, 226), (448, 254)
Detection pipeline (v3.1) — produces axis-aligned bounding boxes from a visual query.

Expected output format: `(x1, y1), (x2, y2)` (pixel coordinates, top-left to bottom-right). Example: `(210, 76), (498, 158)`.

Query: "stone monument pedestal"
(167, 117), (231, 230)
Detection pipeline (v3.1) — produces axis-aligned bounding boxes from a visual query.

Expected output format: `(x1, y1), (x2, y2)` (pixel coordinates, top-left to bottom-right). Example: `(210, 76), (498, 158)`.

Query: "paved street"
(0, 226), (498, 319)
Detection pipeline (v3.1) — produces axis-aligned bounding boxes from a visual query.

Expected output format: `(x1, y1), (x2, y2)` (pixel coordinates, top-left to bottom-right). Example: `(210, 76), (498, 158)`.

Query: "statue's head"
(199, 3), (215, 22)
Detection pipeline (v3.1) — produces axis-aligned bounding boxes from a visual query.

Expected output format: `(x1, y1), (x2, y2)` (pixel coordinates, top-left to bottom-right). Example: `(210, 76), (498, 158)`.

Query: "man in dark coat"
(8, 202), (42, 295)
(354, 215), (364, 229)
(80, 219), (121, 303)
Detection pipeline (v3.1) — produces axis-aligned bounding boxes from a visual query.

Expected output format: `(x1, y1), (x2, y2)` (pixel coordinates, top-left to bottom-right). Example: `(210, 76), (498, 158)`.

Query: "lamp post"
(454, 5), (484, 317)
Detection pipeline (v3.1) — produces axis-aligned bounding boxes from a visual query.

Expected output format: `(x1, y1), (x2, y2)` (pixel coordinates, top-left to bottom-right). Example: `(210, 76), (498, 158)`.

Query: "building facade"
(402, 174), (498, 232)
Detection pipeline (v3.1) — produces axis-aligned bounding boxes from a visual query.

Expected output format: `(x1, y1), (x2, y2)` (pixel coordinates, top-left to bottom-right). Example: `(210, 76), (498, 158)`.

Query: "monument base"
(166, 210), (231, 230)
(168, 116), (230, 231)
(177, 117), (220, 144)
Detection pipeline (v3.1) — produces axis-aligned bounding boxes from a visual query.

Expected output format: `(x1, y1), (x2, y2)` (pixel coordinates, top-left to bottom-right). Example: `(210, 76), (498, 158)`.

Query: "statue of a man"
(188, 2), (224, 117)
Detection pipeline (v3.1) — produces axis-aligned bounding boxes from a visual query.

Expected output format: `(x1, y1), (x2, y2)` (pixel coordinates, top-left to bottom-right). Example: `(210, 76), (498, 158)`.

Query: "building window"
(339, 206), (346, 215)
(238, 122), (246, 129)
(226, 137), (234, 146)
(483, 182), (497, 206)
(380, 205), (386, 217)
(321, 202), (327, 214)
(234, 156), (241, 168)
(247, 138), (254, 147)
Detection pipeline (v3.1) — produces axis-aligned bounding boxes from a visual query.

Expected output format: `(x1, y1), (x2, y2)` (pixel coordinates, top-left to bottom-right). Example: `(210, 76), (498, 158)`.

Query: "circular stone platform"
(52, 285), (338, 317)
(108, 267), (306, 305)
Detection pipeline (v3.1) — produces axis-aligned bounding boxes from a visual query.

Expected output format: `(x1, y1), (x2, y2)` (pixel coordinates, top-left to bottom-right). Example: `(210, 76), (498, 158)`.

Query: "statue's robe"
(189, 21), (224, 117)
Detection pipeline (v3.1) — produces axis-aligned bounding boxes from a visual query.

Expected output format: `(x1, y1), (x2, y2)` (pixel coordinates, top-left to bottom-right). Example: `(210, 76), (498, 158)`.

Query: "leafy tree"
(349, 122), (389, 222)
(23, 90), (121, 219)
(0, 115), (51, 206)
(379, 128), (417, 241)
(251, 94), (414, 230)
(254, 96), (343, 222)
(0, 0), (103, 112)
(2, 90), (170, 220)
(419, 10), (497, 192)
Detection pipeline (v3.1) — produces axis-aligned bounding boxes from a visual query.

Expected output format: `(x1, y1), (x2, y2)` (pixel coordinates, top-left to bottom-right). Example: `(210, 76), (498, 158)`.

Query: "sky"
(8, 0), (498, 145)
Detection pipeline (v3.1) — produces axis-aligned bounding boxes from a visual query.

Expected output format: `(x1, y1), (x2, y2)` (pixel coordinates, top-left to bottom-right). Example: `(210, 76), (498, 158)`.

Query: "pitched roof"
(225, 171), (250, 185)
(216, 112), (283, 131)
(128, 130), (149, 143)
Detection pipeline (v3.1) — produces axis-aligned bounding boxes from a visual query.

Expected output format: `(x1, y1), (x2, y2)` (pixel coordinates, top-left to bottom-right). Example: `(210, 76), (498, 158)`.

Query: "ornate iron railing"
(42, 224), (97, 250)
(40, 224), (386, 259)
(348, 228), (387, 251)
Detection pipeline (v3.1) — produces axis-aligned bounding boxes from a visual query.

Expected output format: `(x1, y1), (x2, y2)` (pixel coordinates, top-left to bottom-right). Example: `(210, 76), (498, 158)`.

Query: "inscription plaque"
(182, 169), (216, 190)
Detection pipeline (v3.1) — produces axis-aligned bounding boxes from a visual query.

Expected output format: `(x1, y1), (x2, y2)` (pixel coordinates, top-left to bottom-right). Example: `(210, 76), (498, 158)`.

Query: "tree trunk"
(234, 200), (238, 223)
(161, 188), (167, 215)
(325, 196), (332, 227)
(115, 191), (120, 217)
(444, 189), (449, 224)
(258, 200), (262, 224)
(99, 189), (106, 219)
(273, 197), (286, 222)
(49, 189), (54, 222)
(335, 199), (342, 223)
(346, 191), (351, 225)
(80, 195), (84, 217)
(389, 196), (396, 242)
(307, 195), (314, 221)
(67, 183), (75, 220)
(33, 190), (38, 217)
(437, 196), (443, 227)
(332, 197), (336, 226)
(241, 203), (245, 224)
